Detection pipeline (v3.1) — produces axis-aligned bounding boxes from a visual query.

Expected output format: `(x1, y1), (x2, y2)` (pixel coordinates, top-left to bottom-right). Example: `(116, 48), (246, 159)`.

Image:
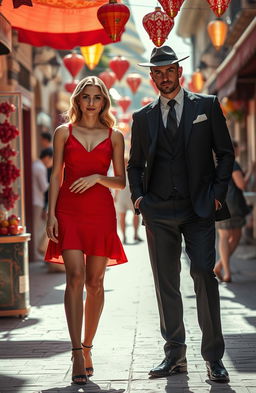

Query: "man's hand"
(215, 199), (222, 211)
(135, 196), (143, 209)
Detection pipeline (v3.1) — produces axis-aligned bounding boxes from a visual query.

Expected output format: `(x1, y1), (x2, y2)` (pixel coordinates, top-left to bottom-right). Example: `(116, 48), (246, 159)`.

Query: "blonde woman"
(45, 76), (127, 385)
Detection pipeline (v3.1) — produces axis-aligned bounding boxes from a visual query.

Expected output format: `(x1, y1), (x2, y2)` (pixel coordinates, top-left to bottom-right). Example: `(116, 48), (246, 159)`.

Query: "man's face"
(150, 64), (182, 95)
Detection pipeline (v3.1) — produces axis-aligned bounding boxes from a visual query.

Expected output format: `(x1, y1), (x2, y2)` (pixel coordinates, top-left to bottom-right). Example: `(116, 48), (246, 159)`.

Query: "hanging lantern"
(191, 71), (204, 92)
(207, 19), (228, 50)
(109, 56), (130, 81)
(118, 113), (131, 124)
(97, 0), (130, 42)
(143, 7), (174, 47)
(150, 78), (159, 94)
(158, 0), (185, 18)
(63, 52), (84, 78)
(141, 97), (154, 107)
(98, 70), (116, 89)
(118, 96), (131, 113)
(80, 43), (104, 71)
(126, 73), (142, 94)
(207, 0), (231, 17)
(65, 80), (79, 93)
(111, 107), (118, 117)
(118, 121), (130, 136)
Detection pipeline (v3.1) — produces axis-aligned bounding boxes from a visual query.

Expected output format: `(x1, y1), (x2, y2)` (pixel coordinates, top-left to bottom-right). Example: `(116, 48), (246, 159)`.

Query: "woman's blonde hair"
(64, 76), (115, 128)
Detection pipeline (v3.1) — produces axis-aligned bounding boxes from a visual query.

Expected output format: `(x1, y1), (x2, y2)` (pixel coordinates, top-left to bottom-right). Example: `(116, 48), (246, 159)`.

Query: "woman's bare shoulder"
(111, 128), (124, 142)
(54, 123), (70, 141)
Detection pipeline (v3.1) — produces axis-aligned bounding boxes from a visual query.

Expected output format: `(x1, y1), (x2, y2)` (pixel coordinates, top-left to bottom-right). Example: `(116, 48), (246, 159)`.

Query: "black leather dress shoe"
(206, 360), (229, 382)
(149, 357), (187, 378)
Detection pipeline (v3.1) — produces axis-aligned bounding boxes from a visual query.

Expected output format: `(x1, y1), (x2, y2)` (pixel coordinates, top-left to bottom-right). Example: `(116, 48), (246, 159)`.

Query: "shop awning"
(0, 0), (121, 49)
(206, 19), (256, 97)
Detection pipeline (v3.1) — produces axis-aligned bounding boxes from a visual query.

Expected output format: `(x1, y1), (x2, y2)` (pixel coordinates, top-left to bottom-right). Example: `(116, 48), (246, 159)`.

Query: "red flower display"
(0, 102), (16, 117)
(143, 7), (174, 47)
(158, 0), (185, 18)
(207, 0), (231, 17)
(0, 187), (19, 211)
(0, 161), (20, 186)
(0, 144), (17, 160)
(0, 120), (19, 143)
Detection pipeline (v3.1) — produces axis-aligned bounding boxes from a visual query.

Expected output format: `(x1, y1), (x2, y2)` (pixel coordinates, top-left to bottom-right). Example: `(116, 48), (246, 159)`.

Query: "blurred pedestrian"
(45, 76), (127, 385)
(40, 131), (52, 149)
(215, 140), (254, 282)
(32, 148), (53, 261)
(128, 46), (234, 382)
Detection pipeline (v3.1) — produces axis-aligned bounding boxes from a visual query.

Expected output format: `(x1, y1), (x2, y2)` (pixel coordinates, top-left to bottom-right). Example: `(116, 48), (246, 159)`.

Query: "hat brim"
(138, 56), (189, 67)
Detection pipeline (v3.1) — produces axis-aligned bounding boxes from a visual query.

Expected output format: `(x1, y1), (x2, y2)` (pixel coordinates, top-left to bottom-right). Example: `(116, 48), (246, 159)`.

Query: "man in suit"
(127, 46), (234, 382)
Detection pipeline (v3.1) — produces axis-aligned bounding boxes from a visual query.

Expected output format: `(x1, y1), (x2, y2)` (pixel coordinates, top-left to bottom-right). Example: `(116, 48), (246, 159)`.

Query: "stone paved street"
(0, 220), (256, 393)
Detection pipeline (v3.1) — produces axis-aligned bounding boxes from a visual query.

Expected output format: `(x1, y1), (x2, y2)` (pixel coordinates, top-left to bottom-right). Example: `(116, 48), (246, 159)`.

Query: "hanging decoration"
(98, 70), (116, 89)
(158, 0), (185, 18)
(191, 70), (204, 92)
(111, 107), (118, 117)
(118, 113), (131, 124)
(150, 78), (159, 94)
(207, 0), (231, 17)
(118, 96), (131, 113)
(64, 80), (79, 93)
(97, 0), (130, 42)
(141, 97), (154, 107)
(126, 73), (142, 94)
(63, 52), (84, 78)
(109, 56), (130, 81)
(143, 7), (174, 47)
(80, 43), (104, 70)
(207, 19), (228, 50)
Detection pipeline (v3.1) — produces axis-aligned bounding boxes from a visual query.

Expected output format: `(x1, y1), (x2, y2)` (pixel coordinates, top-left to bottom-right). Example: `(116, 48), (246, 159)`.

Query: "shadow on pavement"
(41, 382), (125, 393)
(0, 375), (27, 392)
(0, 340), (71, 359)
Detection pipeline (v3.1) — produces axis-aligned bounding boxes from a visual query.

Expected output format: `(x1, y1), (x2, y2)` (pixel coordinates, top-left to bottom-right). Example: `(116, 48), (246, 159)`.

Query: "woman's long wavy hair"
(64, 76), (115, 128)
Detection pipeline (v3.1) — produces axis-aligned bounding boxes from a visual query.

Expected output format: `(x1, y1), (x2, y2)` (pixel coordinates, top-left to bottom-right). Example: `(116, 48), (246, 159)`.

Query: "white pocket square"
(193, 114), (208, 124)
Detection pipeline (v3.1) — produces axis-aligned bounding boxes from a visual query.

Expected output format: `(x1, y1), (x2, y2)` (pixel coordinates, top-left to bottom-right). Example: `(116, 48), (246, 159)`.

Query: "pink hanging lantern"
(109, 55), (130, 81)
(98, 70), (116, 89)
(207, 0), (231, 17)
(118, 96), (131, 113)
(64, 80), (79, 93)
(158, 0), (185, 18)
(141, 97), (154, 107)
(63, 52), (84, 78)
(118, 113), (131, 124)
(126, 73), (142, 94)
(143, 7), (174, 47)
(150, 78), (159, 94)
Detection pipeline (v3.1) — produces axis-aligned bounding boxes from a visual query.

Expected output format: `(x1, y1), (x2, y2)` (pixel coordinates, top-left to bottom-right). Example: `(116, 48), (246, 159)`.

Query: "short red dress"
(45, 124), (127, 266)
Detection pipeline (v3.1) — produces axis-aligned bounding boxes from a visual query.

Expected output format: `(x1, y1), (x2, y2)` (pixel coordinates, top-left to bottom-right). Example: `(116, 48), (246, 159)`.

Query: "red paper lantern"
(98, 70), (116, 89)
(118, 96), (131, 113)
(143, 7), (174, 47)
(65, 80), (79, 93)
(158, 0), (185, 18)
(150, 78), (159, 94)
(118, 113), (131, 124)
(111, 107), (118, 117)
(63, 52), (84, 78)
(97, 0), (130, 42)
(126, 73), (142, 94)
(109, 55), (130, 81)
(207, 0), (231, 17)
(141, 97), (154, 107)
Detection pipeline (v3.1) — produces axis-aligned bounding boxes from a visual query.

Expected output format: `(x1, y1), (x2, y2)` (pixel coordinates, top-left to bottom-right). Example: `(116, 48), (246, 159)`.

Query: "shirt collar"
(160, 88), (184, 108)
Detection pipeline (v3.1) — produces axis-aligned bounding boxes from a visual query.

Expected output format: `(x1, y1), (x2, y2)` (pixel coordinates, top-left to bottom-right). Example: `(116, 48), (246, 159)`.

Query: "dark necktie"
(167, 99), (178, 138)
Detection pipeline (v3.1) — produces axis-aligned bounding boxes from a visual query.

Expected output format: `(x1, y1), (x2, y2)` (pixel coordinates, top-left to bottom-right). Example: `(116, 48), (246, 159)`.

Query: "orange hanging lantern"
(97, 0), (130, 42)
(109, 55), (130, 81)
(118, 96), (131, 113)
(63, 52), (84, 78)
(143, 7), (174, 47)
(80, 43), (104, 70)
(158, 0), (185, 18)
(65, 80), (79, 93)
(150, 78), (159, 94)
(207, 0), (231, 17)
(191, 70), (204, 92)
(207, 19), (228, 50)
(141, 97), (154, 107)
(126, 73), (142, 94)
(98, 70), (116, 89)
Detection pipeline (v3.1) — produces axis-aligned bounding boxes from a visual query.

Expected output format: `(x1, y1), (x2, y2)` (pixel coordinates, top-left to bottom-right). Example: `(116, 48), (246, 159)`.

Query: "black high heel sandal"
(82, 343), (94, 377)
(71, 347), (88, 385)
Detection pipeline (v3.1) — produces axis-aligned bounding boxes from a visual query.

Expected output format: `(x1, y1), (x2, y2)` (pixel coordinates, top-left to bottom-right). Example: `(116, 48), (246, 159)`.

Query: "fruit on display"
(0, 212), (23, 236)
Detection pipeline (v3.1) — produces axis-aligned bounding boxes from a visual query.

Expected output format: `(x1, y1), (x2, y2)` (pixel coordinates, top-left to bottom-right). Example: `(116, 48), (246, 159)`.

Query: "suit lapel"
(145, 98), (160, 187)
(183, 90), (199, 147)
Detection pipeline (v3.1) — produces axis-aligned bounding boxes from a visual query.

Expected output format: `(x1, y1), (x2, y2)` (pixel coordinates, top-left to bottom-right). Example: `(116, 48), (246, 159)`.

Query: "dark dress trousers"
(127, 90), (234, 361)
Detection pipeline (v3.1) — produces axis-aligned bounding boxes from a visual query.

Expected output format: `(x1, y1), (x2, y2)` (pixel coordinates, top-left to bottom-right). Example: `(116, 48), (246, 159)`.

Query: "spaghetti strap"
(68, 123), (73, 135)
(108, 128), (113, 138)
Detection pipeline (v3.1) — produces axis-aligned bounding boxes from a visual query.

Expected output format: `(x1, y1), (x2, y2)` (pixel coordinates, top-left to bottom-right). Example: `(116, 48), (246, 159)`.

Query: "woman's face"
(78, 85), (105, 116)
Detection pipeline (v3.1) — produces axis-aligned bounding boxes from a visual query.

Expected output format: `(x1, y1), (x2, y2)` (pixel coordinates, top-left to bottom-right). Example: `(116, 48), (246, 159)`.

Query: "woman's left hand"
(69, 174), (99, 193)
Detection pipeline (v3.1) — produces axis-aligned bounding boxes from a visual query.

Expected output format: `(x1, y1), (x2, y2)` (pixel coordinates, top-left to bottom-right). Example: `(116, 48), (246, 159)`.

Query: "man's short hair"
(40, 132), (52, 143)
(40, 147), (53, 159)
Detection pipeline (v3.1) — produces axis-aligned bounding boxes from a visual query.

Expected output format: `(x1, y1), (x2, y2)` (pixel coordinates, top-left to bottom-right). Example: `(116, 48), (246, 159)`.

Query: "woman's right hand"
(46, 215), (59, 243)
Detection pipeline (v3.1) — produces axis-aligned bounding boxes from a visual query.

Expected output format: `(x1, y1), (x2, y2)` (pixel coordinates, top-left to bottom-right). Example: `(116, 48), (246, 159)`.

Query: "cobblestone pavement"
(0, 221), (256, 393)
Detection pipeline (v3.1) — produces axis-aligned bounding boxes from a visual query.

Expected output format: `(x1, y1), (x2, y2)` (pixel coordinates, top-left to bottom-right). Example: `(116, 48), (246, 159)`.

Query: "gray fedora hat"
(138, 46), (189, 67)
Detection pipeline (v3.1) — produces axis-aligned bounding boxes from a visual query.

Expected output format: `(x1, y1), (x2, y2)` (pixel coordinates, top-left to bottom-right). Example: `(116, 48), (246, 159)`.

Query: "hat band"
(151, 54), (178, 63)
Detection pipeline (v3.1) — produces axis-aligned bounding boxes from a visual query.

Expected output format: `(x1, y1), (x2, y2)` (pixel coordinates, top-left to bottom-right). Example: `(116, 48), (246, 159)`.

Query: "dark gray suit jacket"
(127, 90), (235, 221)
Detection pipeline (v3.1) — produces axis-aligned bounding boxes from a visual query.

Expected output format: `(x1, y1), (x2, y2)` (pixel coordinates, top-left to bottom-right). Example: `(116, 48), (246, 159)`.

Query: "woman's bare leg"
(82, 256), (108, 374)
(119, 212), (127, 243)
(215, 229), (232, 281)
(62, 249), (86, 383)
